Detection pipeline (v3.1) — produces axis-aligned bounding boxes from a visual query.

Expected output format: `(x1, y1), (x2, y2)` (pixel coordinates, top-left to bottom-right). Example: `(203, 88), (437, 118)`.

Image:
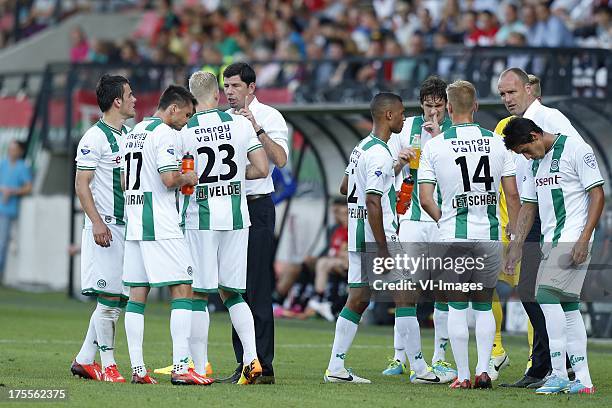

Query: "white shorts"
(399, 220), (440, 283)
(185, 229), (248, 293)
(536, 243), (591, 301)
(123, 238), (194, 287)
(348, 245), (408, 288)
(399, 220), (439, 243)
(435, 239), (502, 289)
(81, 224), (128, 299)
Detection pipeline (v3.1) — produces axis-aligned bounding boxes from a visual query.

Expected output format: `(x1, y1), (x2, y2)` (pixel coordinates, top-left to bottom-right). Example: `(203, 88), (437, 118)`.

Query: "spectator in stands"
(575, 5), (611, 49)
(352, 8), (382, 53)
(533, 1), (574, 46)
(392, 1), (419, 48)
(307, 198), (349, 322)
(434, 32), (455, 77)
(439, 0), (464, 43)
(415, 8), (438, 49)
(320, 39), (358, 88)
(199, 43), (223, 75)
(496, 3), (527, 45)
(69, 26), (89, 63)
(462, 10), (480, 46)
(522, 4), (540, 46)
(472, 9), (499, 46)
(152, 0), (181, 46)
(0, 140), (32, 283)
(507, 32), (530, 69)
(396, 32), (429, 85)
(355, 35), (386, 85)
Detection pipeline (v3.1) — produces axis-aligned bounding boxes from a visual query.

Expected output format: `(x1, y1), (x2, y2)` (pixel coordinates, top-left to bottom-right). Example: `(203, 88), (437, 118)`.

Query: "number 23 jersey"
(178, 108), (262, 231)
(418, 123), (516, 241)
(123, 117), (183, 241)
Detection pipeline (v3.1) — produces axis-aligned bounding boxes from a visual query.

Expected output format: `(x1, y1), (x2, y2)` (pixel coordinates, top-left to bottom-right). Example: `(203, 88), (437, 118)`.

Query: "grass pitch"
(1, 287), (611, 407)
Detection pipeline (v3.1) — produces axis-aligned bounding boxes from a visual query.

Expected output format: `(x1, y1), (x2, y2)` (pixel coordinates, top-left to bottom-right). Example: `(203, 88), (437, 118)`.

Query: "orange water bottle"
(396, 176), (414, 215)
(181, 153), (195, 195)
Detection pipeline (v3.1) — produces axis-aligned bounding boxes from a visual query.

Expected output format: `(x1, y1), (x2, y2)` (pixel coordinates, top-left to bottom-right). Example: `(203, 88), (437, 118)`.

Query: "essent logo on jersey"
(535, 174), (561, 187)
(450, 138), (491, 154)
(452, 193), (497, 209)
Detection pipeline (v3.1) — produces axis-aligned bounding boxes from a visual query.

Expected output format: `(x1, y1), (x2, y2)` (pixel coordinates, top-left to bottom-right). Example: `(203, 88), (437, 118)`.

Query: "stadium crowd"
(2, 1), (610, 66)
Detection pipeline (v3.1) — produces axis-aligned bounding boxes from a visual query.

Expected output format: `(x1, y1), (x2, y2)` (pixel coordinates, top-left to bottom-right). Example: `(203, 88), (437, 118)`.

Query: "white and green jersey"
(177, 108), (262, 231)
(388, 115), (452, 223)
(123, 117), (183, 241)
(75, 119), (129, 226)
(346, 134), (398, 252)
(521, 134), (604, 244)
(418, 123), (516, 241)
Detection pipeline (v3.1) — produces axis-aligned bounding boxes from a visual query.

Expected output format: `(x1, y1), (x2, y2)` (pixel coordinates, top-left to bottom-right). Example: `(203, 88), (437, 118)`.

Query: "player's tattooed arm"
(513, 202), (537, 244)
(418, 182), (441, 222)
(75, 169), (112, 247)
(366, 193), (390, 260)
(246, 147), (269, 180)
(340, 175), (348, 195)
(573, 185), (604, 265)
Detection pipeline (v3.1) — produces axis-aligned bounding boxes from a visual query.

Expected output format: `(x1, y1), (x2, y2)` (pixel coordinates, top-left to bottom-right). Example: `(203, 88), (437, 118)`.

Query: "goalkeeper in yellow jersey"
(488, 75), (541, 381)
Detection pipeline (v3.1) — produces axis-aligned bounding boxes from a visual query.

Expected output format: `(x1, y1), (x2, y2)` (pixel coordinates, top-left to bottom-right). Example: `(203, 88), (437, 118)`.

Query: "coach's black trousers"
(516, 215), (551, 379)
(231, 195), (276, 375)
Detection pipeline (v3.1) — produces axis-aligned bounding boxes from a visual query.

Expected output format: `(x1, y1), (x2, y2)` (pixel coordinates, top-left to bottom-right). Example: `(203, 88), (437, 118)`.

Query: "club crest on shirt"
(375, 170), (382, 177)
(550, 159), (559, 172)
(584, 153), (597, 169)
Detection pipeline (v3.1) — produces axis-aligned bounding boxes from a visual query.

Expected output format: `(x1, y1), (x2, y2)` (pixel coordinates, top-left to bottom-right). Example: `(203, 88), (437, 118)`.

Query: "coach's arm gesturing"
(239, 98), (287, 169)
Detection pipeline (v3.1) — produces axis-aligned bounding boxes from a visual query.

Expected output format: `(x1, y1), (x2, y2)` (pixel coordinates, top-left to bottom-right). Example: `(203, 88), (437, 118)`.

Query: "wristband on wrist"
(256, 128), (265, 137)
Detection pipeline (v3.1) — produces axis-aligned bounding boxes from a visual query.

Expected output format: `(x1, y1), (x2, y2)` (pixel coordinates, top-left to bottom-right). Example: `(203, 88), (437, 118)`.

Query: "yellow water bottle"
(409, 134), (421, 169)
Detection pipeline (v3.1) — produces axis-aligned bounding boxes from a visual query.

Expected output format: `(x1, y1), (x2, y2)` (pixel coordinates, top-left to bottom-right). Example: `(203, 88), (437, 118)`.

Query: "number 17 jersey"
(418, 123), (516, 241)
(178, 108), (262, 231)
(123, 117), (183, 241)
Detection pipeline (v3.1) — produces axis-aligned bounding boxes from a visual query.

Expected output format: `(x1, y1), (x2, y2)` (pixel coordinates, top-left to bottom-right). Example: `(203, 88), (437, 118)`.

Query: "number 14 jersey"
(178, 108), (262, 231)
(418, 123), (516, 241)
